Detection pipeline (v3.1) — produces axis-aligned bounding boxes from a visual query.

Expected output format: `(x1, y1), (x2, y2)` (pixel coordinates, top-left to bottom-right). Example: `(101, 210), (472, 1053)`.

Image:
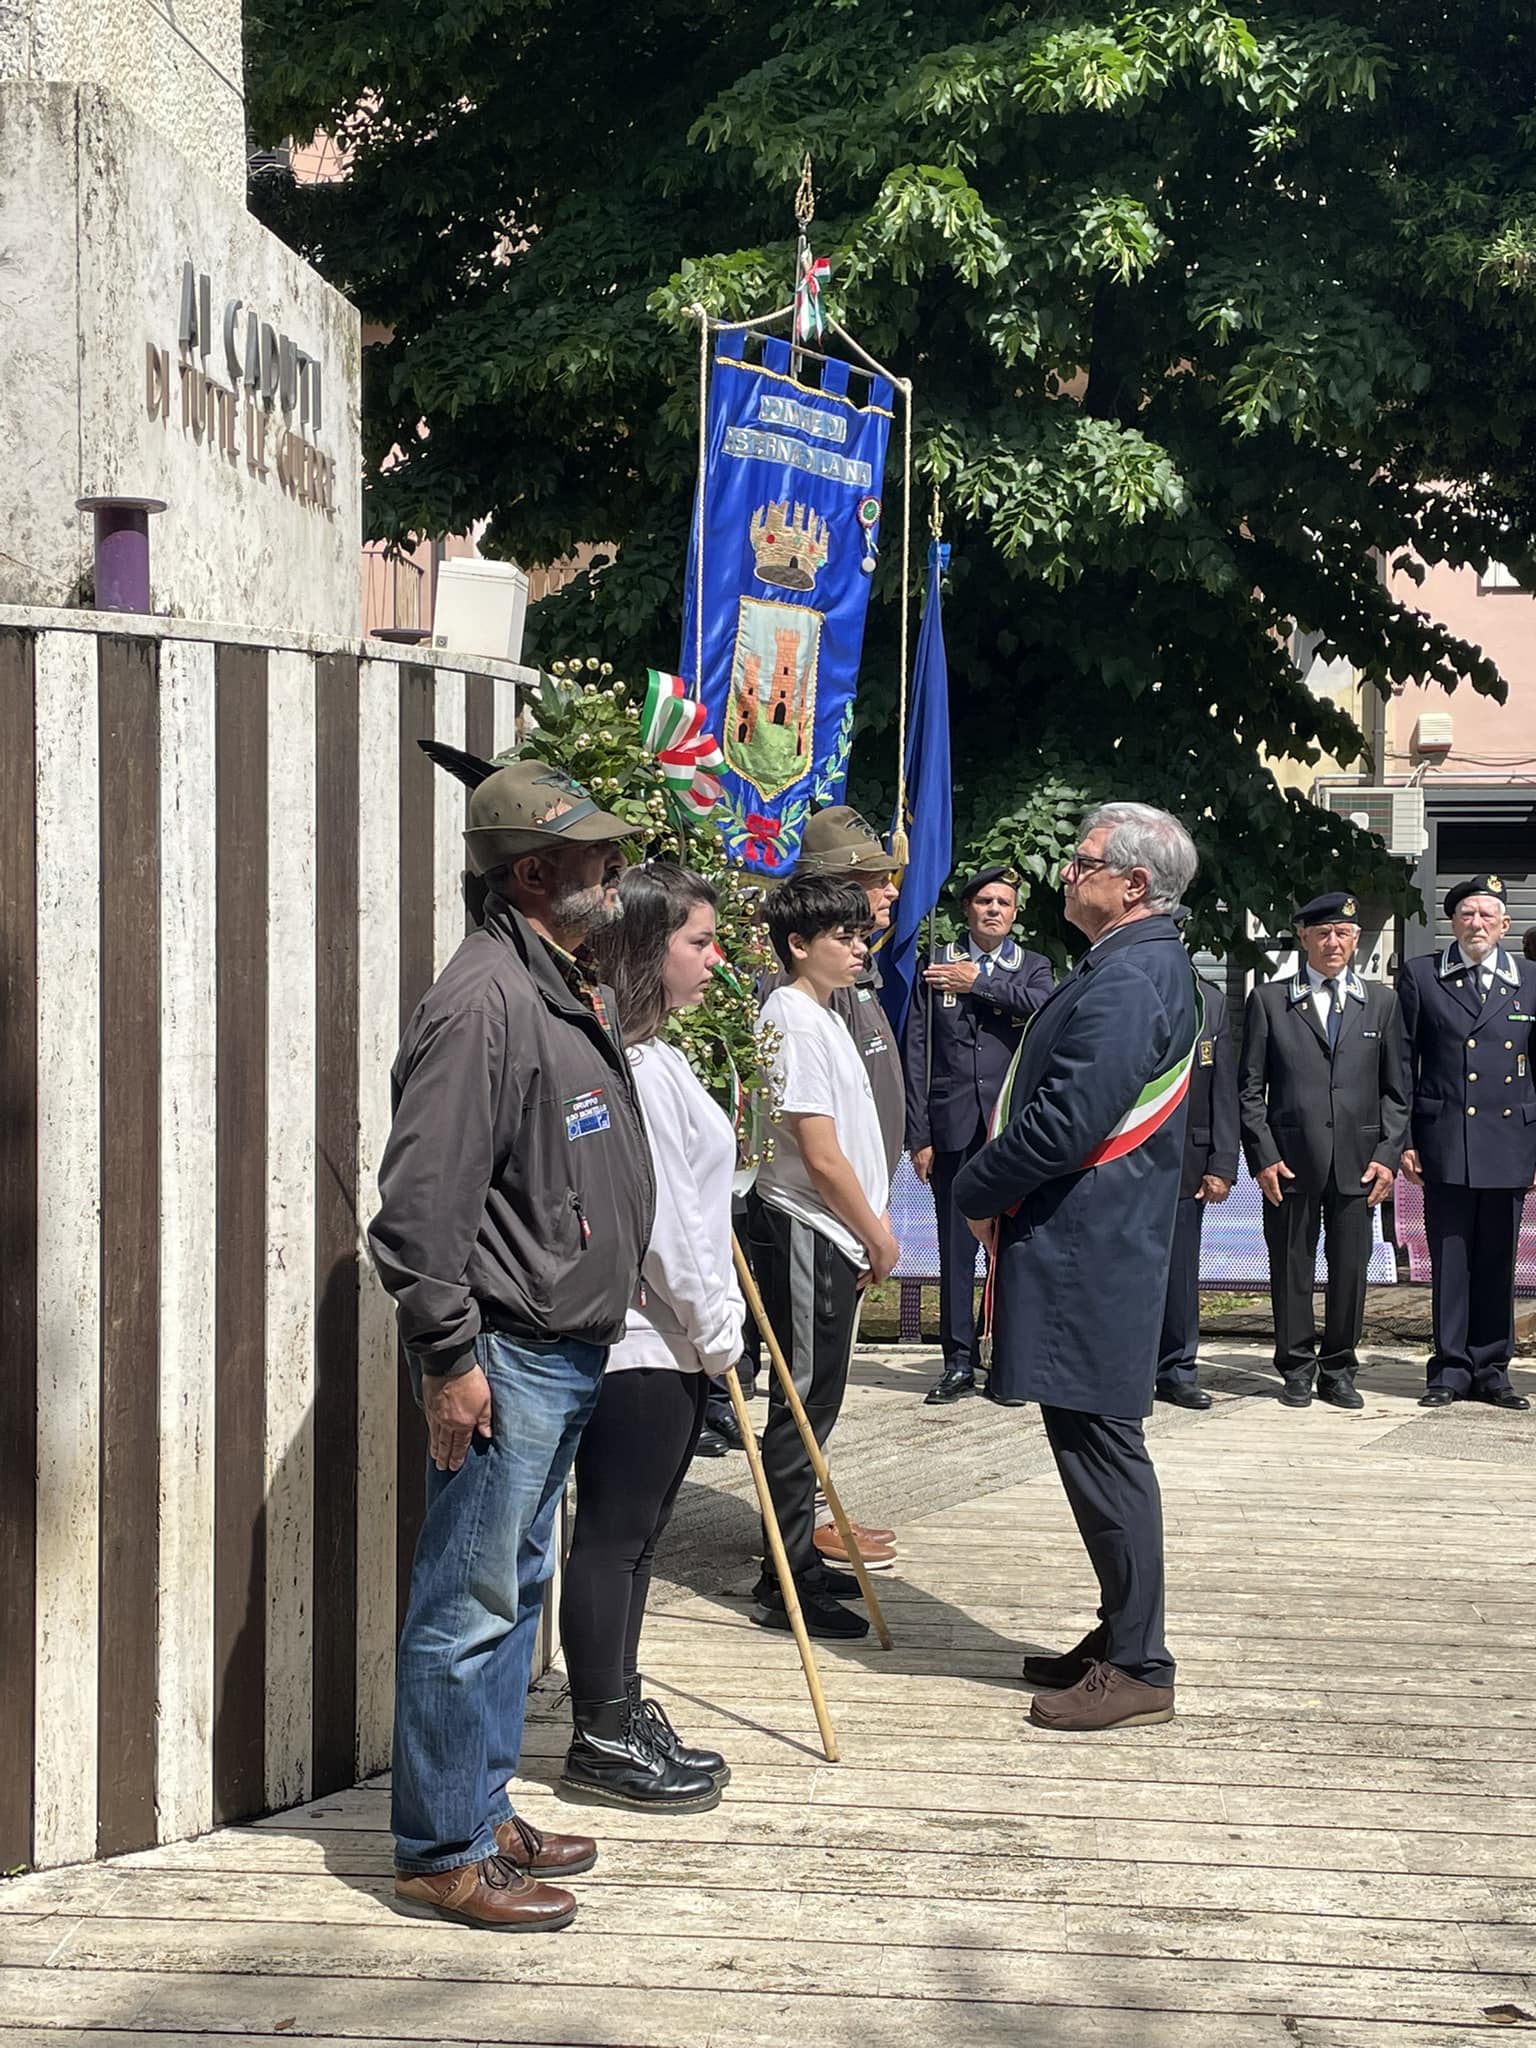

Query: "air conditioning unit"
(1413, 711), (1453, 755)
(1320, 784), (1427, 858)
(432, 559), (529, 663)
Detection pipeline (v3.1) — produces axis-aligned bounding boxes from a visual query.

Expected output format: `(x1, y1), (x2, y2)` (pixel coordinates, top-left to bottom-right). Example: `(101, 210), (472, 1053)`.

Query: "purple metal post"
(75, 496), (167, 614)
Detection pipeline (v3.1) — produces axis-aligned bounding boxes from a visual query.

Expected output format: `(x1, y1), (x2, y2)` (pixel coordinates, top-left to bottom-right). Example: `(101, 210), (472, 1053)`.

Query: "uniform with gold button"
(1397, 874), (1536, 1410)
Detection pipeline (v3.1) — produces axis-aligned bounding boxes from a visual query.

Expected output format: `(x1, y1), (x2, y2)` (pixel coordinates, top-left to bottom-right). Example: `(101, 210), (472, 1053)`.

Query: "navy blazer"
(1397, 946), (1536, 1189)
(954, 915), (1198, 1417)
(1239, 971), (1409, 1195)
(1180, 981), (1241, 1199)
(902, 938), (1055, 1152)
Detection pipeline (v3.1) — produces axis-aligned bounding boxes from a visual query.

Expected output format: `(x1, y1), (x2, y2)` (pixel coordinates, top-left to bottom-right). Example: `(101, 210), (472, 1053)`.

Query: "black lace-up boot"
(560, 1696), (722, 1811)
(625, 1676), (730, 1786)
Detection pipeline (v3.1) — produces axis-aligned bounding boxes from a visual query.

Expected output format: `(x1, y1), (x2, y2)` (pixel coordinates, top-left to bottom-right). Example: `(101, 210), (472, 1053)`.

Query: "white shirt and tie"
(1304, 963), (1362, 1046)
(968, 939), (1002, 978)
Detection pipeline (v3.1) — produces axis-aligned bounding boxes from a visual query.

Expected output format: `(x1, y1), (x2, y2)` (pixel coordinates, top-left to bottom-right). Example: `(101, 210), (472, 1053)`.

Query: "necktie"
(1478, 964), (1492, 997)
(981, 952), (994, 977)
(1325, 976), (1342, 1049)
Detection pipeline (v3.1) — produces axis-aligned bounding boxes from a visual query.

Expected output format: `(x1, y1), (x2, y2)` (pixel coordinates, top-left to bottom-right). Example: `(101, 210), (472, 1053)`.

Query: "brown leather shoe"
(1029, 1660), (1175, 1732)
(850, 1519), (896, 1545)
(813, 1523), (897, 1571)
(393, 1853), (577, 1930)
(494, 1812), (597, 1876)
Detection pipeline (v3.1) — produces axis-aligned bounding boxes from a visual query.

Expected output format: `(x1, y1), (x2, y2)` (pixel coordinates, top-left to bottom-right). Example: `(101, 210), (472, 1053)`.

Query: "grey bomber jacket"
(369, 893), (655, 1375)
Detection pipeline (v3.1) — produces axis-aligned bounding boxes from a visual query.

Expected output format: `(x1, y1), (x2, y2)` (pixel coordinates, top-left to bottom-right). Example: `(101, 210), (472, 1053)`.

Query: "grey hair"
(1081, 803), (1198, 913)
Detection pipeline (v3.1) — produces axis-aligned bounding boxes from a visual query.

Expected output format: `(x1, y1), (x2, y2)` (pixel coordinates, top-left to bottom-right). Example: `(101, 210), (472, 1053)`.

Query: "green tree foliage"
(248, 1), (1536, 958)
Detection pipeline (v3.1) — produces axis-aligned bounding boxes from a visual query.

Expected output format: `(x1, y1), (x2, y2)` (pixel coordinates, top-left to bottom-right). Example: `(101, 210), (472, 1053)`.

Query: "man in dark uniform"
(1399, 875), (1536, 1411)
(903, 865), (1054, 1405)
(1156, 962), (1239, 1410)
(957, 803), (1201, 1734)
(1238, 893), (1409, 1410)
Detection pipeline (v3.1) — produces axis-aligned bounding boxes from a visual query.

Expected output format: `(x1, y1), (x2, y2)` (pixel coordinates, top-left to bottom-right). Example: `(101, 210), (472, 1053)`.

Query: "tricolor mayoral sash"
(988, 979), (1207, 1165)
(680, 333), (894, 873)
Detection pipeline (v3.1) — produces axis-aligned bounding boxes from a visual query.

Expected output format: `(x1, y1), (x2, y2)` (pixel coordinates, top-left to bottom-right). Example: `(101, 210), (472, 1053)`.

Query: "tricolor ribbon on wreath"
(641, 668), (726, 818)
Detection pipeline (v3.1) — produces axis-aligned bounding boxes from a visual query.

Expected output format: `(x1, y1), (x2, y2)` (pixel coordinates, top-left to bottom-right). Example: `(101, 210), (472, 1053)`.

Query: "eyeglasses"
(1062, 853), (1115, 879)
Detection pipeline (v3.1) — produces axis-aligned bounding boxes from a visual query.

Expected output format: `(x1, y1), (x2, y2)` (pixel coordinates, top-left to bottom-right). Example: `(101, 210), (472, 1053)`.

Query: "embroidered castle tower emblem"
(724, 598), (822, 799)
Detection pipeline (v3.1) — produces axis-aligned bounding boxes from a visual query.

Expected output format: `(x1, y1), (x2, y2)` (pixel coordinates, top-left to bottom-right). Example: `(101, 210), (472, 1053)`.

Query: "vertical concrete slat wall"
(0, 621), (526, 1871)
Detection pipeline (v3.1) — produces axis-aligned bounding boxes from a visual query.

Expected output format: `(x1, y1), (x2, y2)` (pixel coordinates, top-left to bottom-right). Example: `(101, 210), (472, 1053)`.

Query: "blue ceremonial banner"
(680, 333), (894, 873)
(882, 545), (952, 1039)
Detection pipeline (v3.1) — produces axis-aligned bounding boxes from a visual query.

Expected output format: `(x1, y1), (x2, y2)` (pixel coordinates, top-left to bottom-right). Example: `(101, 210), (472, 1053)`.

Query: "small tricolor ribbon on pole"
(641, 669), (725, 818)
(795, 250), (830, 344)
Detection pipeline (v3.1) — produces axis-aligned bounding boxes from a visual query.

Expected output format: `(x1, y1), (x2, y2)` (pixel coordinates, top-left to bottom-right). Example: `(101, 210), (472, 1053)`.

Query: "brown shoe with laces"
(1028, 1660), (1175, 1732)
(494, 1812), (597, 1876)
(393, 1852), (577, 1930)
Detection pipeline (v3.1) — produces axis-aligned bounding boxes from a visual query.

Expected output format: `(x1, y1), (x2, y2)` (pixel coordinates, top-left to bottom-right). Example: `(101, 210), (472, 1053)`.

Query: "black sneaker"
(752, 1589), (869, 1640)
(754, 1563), (860, 1605)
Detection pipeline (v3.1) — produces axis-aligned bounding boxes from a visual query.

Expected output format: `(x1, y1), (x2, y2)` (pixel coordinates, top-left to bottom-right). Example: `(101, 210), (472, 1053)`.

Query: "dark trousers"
(749, 1201), (862, 1578)
(1040, 1406), (1174, 1689)
(1156, 1195), (1204, 1389)
(1262, 1171), (1371, 1386)
(931, 1125), (988, 1374)
(560, 1368), (709, 1700)
(1425, 1182), (1527, 1396)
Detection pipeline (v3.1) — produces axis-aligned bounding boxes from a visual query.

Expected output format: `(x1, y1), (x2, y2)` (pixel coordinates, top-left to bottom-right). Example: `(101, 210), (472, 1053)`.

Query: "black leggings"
(559, 1367), (709, 1702)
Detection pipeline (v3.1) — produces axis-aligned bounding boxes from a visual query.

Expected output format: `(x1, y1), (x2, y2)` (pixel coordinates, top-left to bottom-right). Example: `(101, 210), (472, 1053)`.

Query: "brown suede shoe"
(494, 1812), (597, 1876)
(393, 1853), (577, 1930)
(1029, 1660), (1175, 1732)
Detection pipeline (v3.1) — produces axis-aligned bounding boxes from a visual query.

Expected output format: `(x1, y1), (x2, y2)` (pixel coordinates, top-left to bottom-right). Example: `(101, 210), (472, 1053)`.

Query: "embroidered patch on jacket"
(563, 1090), (611, 1140)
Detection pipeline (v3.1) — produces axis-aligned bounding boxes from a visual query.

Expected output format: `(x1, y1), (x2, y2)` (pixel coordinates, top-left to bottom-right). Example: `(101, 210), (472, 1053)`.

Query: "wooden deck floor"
(4, 1348), (1535, 2047)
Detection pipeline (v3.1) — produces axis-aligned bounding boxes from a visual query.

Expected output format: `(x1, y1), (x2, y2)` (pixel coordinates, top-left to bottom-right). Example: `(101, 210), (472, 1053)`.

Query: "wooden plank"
(30, 627), (102, 1870)
(353, 660), (401, 1775)
(155, 638), (219, 1847)
(213, 644), (269, 1826)
(311, 653), (360, 1800)
(95, 635), (163, 1860)
(430, 669), (465, 976)
(0, 1966), (1302, 2047)
(0, 628), (38, 1873)
(14, 1919), (1532, 2026)
(394, 665), (435, 1628)
(262, 651), (319, 1815)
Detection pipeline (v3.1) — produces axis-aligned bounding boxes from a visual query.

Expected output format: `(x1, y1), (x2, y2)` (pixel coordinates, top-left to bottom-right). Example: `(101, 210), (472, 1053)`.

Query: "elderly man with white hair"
(1399, 874), (1536, 1411)
(956, 802), (1202, 1734)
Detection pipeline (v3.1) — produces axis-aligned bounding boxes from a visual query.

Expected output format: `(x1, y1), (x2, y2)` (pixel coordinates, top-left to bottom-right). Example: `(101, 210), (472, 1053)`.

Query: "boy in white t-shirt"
(750, 875), (899, 1639)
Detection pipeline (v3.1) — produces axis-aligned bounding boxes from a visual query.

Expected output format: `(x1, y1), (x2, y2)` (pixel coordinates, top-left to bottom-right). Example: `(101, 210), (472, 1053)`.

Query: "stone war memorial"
(0, 2), (359, 632)
(0, 0), (531, 1877)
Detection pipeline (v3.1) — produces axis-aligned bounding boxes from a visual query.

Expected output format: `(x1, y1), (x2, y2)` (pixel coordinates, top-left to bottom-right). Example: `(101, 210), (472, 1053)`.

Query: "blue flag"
(883, 546), (952, 1040)
(680, 333), (894, 874)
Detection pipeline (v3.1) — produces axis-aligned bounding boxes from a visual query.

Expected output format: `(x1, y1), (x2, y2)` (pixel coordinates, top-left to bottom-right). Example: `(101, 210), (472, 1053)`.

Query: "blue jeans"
(391, 1331), (606, 1873)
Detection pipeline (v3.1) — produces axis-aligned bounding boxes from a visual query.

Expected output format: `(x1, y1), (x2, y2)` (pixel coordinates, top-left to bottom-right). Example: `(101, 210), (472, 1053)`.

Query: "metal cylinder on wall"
(76, 497), (168, 615)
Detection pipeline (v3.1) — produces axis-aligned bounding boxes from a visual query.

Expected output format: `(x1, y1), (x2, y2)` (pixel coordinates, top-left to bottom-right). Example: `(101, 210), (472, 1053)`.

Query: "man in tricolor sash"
(955, 803), (1200, 1734)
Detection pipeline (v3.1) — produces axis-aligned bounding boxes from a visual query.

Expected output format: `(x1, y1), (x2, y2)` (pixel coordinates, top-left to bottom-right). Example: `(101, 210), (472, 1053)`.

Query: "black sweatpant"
(1262, 1172), (1371, 1386)
(749, 1201), (863, 1579)
(560, 1368), (709, 1701)
(1041, 1405), (1174, 1688)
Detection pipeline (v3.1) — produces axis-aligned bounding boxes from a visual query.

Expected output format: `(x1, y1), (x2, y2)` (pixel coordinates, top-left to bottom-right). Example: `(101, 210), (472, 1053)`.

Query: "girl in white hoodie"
(558, 863), (745, 1811)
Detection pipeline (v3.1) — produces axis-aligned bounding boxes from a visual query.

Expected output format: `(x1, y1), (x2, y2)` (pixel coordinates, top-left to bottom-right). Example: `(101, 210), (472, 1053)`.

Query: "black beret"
(1443, 874), (1508, 917)
(1296, 891), (1361, 927)
(959, 863), (1020, 902)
